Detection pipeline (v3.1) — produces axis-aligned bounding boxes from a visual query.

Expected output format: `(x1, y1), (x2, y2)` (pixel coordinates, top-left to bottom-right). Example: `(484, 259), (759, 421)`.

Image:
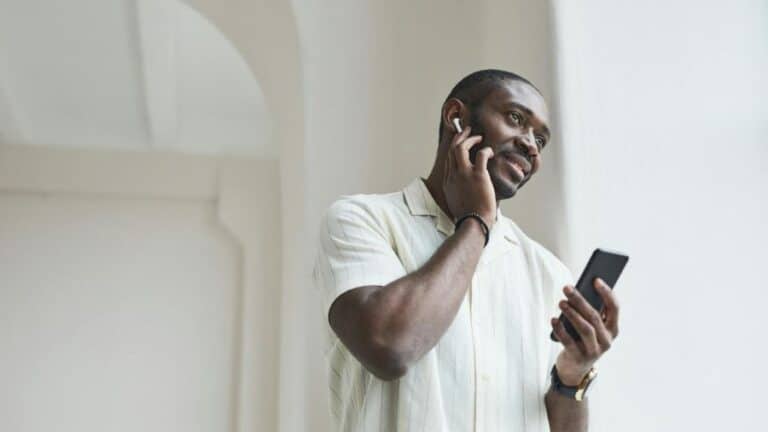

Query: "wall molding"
(0, 144), (281, 432)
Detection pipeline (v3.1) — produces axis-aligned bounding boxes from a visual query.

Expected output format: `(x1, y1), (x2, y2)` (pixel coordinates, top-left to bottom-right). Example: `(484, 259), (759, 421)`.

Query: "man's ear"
(441, 98), (467, 134)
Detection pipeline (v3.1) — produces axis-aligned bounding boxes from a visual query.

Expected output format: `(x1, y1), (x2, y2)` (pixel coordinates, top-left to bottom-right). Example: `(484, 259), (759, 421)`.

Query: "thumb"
(474, 147), (495, 172)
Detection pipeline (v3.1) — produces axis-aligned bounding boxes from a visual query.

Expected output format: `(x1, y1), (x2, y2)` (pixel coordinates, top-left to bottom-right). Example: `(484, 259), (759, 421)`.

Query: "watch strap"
(550, 365), (597, 402)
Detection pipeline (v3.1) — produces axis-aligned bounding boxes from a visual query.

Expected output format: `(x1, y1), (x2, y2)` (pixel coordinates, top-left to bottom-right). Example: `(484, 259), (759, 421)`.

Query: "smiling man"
(313, 69), (620, 432)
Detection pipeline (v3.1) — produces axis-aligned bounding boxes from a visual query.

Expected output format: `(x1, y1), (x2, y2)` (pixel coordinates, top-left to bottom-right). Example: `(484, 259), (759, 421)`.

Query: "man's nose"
(516, 127), (539, 158)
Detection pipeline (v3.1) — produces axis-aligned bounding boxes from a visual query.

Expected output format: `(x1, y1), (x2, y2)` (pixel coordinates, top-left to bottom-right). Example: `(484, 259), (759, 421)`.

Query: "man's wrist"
(557, 365), (590, 386)
(550, 365), (598, 402)
(454, 213), (490, 246)
(456, 216), (486, 245)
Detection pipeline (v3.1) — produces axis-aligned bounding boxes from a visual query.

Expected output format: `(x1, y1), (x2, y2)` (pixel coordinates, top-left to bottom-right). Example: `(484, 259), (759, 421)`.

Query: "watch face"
(584, 369), (598, 387)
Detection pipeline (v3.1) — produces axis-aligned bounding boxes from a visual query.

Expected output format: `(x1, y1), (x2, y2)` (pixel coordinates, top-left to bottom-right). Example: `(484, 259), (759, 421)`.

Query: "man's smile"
(495, 150), (531, 182)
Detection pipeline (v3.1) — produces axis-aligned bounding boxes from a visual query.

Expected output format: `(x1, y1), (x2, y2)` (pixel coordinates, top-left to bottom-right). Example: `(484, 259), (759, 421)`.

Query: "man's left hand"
(550, 278), (620, 386)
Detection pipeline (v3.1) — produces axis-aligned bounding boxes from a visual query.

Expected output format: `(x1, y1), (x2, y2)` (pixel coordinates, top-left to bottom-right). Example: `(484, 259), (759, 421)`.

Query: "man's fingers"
(559, 300), (600, 359)
(454, 135), (483, 170)
(474, 147), (494, 172)
(444, 125), (471, 177)
(563, 285), (613, 349)
(551, 317), (581, 355)
(595, 278), (620, 337)
(451, 124), (471, 147)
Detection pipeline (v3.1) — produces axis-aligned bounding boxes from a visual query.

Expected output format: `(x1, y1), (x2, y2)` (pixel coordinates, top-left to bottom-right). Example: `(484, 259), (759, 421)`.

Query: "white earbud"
(452, 117), (463, 133)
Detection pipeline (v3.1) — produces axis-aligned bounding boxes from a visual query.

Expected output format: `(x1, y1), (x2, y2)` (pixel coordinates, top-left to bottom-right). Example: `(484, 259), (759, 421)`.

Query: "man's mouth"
(499, 152), (531, 180)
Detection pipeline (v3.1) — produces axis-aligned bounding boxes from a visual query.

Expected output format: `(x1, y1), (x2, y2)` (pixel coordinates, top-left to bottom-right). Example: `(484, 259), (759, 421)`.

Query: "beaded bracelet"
(454, 212), (490, 247)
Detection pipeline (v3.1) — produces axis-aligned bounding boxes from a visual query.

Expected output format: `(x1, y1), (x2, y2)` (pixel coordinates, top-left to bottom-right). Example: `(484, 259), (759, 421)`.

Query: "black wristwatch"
(549, 365), (597, 402)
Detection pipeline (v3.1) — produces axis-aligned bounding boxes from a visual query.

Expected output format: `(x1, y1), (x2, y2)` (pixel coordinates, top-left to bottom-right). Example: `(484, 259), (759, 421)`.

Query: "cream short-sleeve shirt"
(313, 177), (575, 432)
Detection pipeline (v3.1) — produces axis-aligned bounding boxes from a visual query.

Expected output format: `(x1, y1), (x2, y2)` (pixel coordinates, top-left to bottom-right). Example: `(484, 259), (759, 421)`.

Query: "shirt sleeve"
(312, 198), (408, 319)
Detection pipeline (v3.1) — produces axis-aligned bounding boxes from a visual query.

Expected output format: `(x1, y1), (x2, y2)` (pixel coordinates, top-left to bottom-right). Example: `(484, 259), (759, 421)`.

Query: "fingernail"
(564, 286), (573, 295)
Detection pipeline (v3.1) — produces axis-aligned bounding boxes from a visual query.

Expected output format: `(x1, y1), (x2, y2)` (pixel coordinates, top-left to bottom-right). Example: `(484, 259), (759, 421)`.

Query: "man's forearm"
(545, 388), (589, 432)
(363, 218), (486, 368)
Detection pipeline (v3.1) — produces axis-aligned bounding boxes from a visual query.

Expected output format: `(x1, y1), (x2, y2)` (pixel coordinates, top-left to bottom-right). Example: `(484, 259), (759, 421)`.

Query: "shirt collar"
(403, 177), (518, 246)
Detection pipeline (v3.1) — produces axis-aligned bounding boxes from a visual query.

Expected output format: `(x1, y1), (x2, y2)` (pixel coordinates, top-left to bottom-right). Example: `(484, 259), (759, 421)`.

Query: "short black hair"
(438, 69), (540, 140)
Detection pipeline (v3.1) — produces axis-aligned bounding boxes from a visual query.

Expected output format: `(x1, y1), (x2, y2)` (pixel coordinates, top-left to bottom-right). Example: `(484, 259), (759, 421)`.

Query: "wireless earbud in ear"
(452, 117), (463, 133)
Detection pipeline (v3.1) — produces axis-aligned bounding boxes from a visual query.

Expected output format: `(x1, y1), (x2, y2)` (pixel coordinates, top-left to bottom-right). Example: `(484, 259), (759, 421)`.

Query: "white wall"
(0, 3), (286, 426)
(0, 194), (239, 432)
(0, 146), (282, 432)
(553, 0), (768, 430)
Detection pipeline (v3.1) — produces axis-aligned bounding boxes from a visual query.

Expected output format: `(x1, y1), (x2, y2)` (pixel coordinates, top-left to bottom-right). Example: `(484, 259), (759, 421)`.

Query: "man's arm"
(328, 125), (497, 381)
(545, 387), (589, 432)
(328, 216), (487, 380)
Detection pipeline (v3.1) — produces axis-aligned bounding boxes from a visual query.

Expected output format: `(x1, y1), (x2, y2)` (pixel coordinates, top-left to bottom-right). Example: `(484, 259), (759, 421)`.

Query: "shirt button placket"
(471, 271), (485, 432)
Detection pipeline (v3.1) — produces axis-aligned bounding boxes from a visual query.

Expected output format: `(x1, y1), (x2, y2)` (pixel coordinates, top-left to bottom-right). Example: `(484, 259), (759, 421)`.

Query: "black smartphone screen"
(550, 248), (629, 342)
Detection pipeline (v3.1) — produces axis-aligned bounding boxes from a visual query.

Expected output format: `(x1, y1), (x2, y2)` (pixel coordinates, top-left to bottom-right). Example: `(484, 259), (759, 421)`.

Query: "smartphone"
(550, 248), (629, 342)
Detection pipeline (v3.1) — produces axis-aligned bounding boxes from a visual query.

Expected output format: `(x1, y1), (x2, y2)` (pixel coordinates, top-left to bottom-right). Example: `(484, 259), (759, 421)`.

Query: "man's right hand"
(442, 125), (497, 229)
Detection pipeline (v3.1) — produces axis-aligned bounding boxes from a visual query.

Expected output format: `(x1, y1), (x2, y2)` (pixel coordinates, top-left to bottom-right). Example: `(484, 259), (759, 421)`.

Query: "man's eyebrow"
(503, 101), (550, 137)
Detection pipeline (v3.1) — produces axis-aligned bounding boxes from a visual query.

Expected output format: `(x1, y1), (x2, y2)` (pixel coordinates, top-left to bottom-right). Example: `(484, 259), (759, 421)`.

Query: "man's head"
(438, 69), (551, 200)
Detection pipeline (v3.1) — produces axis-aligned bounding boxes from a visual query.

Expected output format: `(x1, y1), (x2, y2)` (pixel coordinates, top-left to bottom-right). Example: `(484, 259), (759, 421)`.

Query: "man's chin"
(490, 175), (521, 200)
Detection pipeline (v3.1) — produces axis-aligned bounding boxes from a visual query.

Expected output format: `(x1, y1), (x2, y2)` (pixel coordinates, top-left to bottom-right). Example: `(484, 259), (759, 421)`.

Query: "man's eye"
(508, 112), (523, 124)
(535, 135), (546, 148)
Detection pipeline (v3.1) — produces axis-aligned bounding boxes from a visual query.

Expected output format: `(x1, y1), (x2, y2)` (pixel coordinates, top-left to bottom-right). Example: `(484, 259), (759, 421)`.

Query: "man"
(313, 69), (620, 431)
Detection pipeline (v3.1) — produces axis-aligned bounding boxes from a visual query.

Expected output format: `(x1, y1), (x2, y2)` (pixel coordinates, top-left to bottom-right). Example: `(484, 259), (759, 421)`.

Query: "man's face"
(467, 80), (551, 200)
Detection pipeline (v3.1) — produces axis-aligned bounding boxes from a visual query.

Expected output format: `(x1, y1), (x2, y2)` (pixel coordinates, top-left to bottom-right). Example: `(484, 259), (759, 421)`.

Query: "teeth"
(512, 162), (524, 175)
